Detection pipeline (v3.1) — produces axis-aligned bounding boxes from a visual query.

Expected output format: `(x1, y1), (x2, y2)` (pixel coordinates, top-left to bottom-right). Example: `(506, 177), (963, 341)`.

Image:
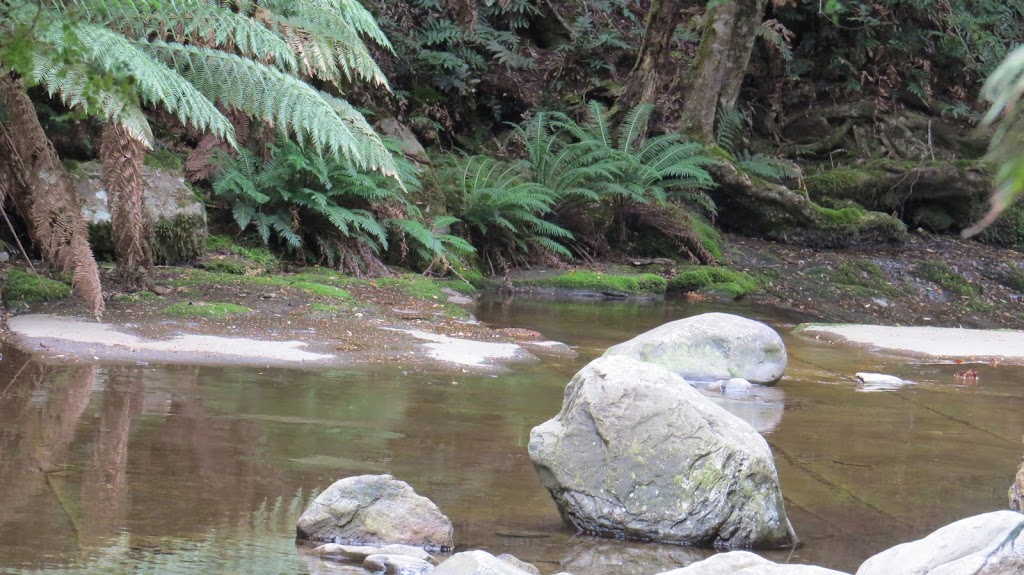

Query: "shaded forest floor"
(732, 233), (1024, 330)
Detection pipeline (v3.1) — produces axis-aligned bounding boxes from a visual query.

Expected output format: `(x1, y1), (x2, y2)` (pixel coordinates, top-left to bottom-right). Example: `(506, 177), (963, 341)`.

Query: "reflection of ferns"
(212, 138), (469, 274)
(14, 489), (320, 575)
(438, 155), (571, 273)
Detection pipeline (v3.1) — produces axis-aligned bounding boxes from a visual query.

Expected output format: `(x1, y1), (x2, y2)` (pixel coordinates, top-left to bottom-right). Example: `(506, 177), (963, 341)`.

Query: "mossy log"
(707, 159), (908, 247)
(804, 159), (995, 234)
(805, 160), (993, 208)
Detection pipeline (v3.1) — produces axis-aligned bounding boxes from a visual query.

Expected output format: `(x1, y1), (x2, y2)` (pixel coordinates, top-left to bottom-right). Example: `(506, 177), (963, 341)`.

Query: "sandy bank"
(796, 323), (1024, 361)
(6, 314), (547, 371)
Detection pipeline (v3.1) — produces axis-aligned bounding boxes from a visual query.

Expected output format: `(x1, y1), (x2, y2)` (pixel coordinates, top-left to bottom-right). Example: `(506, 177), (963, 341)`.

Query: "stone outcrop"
(296, 474), (454, 551)
(603, 313), (787, 384)
(856, 510), (1024, 575)
(529, 356), (796, 548)
(73, 161), (207, 264)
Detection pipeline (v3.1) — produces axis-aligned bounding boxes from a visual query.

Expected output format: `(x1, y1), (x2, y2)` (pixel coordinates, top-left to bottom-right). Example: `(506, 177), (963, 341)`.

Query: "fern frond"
(150, 42), (394, 175)
(79, 0), (299, 73)
(29, 51), (155, 145)
(617, 103), (653, 153)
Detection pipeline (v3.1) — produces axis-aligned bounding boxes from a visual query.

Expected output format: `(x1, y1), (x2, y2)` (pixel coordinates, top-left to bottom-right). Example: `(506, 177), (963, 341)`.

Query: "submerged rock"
(604, 313), (787, 384)
(296, 474), (454, 551)
(656, 551), (849, 574)
(529, 356), (796, 549)
(433, 550), (536, 575)
(856, 510), (1024, 575)
(314, 543), (436, 564)
(363, 554), (434, 575)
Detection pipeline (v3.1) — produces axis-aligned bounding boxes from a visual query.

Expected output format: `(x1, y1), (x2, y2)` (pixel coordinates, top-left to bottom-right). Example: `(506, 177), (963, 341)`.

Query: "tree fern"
(438, 154), (572, 271)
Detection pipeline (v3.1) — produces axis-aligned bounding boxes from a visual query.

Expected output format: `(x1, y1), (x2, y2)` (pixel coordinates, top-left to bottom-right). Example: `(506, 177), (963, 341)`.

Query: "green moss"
(143, 149), (184, 171)
(290, 282), (352, 299)
(162, 301), (251, 318)
(152, 215), (207, 265)
(436, 278), (478, 295)
(200, 257), (250, 275)
(915, 260), (981, 297)
(832, 260), (902, 297)
(3, 270), (72, 303)
(113, 290), (159, 303)
(205, 235), (279, 269)
(515, 270), (667, 295)
(668, 267), (758, 299)
(307, 302), (346, 314)
(975, 202), (1024, 249)
(690, 214), (723, 261)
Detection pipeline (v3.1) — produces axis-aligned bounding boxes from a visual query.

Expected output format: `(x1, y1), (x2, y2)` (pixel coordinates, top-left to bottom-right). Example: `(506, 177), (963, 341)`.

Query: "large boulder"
(603, 313), (787, 384)
(296, 474), (454, 551)
(529, 356), (796, 549)
(856, 510), (1024, 575)
(657, 551), (849, 574)
(73, 160), (207, 264)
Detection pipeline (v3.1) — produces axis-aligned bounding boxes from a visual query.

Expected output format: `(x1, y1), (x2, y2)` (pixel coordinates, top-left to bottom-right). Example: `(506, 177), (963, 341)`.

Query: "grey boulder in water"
(529, 356), (796, 549)
(296, 474), (454, 551)
(604, 313), (787, 385)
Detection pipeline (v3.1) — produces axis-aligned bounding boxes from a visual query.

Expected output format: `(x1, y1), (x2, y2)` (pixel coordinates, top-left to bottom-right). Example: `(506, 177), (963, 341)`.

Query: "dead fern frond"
(100, 122), (153, 290)
(0, 75), (104, 318)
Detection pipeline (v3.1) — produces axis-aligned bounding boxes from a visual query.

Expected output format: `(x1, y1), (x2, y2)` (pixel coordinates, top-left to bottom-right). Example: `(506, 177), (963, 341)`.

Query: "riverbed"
(0, 295), (1021, 575)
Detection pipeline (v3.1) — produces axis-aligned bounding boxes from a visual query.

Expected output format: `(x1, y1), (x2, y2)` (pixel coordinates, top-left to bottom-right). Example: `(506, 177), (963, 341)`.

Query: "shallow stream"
(1, 296), (1021, 574)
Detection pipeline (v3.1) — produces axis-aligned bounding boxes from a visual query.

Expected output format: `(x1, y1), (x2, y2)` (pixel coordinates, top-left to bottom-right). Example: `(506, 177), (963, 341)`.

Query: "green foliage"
(378, 0), (537, 102)
(916, 260), (981, 297)
(773, 0), (1024, 110)
(162, 301), (251, 318)
(437, 154), (572, 273)
(716, 108), (800, 182)
(212, 138), (471, 273)
(515, 269), (667, 295)
(0, 0), (397, 176)
(964, 45), (1024, 237)
(668, 267), (759, 299)
(3, 270), (72, 304)
(514, 102), (718, 261)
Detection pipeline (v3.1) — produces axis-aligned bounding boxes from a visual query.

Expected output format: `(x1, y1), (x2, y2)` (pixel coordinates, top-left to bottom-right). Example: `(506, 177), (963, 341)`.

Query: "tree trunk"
(678, 0), (767, 143)
(614, 0), (682, 117)
(0, 74), (105, 318)
(100, 122), (153, 290)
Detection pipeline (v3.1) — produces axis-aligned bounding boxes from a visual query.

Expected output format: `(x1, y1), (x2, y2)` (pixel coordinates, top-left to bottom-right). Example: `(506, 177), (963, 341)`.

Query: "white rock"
(433, 550), (536, 575)
(854, 373), (905, 385)
(856, 510), (1024, 575)
(657, 551), (849, 575)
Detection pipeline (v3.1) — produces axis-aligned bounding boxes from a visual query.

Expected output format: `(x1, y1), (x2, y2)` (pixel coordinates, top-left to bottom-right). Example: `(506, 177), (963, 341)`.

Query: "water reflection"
(0, 297), (1021, 575)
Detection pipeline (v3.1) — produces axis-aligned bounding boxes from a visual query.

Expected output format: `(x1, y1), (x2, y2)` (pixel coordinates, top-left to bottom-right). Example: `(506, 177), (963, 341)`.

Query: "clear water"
(0, 295), (1021, 575)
